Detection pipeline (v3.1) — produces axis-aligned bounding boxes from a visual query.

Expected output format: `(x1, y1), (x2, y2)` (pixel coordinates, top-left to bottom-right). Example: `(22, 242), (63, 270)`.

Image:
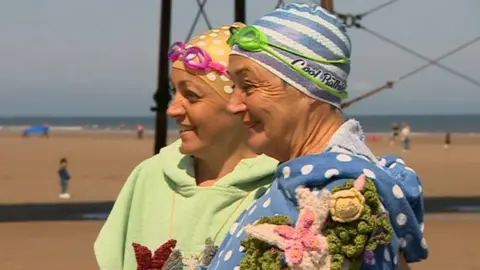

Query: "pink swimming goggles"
(168, 41), (227, 74)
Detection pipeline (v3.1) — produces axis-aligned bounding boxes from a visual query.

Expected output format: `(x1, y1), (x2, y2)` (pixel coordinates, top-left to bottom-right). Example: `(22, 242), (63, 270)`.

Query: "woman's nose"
(166, 96), (185, 118)
(227, 90), (247, 114)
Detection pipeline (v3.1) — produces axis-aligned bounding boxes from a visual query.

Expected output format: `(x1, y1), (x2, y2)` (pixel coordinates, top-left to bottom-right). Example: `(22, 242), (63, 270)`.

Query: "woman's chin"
(179, 140), (203, 156)
(247, 132), (269, 155)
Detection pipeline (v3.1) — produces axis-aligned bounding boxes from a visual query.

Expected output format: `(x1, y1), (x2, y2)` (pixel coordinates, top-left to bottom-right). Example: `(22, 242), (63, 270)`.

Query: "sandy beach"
(2, 216), (478, 270)
(1, 130), (478, 203)
(1, 130), (479, 269)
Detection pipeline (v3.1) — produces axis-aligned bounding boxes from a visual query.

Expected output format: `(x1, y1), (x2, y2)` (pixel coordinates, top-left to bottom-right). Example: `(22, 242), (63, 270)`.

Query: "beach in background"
(1, 117), (480, 269)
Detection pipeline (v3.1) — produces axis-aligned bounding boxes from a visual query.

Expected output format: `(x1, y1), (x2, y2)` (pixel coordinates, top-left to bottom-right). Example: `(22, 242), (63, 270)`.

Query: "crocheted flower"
(132, 239), (177, 270)
(240, 215), (292, 270)
(274, 209), (325, 264)
(329, 175), (366, 222)
(325, 175), (394, 270)
(244, 187), (332, 269)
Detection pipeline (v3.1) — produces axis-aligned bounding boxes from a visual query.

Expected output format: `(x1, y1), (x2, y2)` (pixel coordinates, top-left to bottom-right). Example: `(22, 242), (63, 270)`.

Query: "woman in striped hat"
(206, 3), (428, 270)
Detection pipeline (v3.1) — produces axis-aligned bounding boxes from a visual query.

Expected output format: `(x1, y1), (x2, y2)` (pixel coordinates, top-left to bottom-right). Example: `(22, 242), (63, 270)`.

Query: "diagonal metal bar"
(341, 34), (480, 108)
(185, 0), (211, 42)
(361, 26), (480, 88)
(359, 0), (400, 17)
(336, 0), (399, 30)
(397, 35), (480, 82)
(196, 0), (212, 29)
(275, 0), (285, 9)
(332, 0), (479, 109)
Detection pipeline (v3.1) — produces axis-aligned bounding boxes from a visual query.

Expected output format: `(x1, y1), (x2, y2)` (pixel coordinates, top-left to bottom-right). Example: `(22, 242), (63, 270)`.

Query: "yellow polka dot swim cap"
(172, 22), (245, 100)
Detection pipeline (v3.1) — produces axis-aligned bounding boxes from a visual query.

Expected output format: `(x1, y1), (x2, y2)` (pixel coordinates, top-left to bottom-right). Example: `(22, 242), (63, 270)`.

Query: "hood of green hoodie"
(159, 139), (278, 196)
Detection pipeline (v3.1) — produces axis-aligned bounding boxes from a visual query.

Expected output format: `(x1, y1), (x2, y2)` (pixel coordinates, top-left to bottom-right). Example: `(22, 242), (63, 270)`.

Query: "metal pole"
(234, 0), (246, 23)
(341, 81), (395, 109)
(152, 0), (173, 154)
(321, 0), (334, 13)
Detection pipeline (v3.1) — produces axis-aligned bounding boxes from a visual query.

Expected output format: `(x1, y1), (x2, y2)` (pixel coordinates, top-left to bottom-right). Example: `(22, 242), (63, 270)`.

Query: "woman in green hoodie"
(93, 22), (278, 270)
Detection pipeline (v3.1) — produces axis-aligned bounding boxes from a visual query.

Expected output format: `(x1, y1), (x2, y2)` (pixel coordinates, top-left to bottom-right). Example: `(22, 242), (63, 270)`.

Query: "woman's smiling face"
(227, 55), (310, 159)
(168, 68), (247, 157)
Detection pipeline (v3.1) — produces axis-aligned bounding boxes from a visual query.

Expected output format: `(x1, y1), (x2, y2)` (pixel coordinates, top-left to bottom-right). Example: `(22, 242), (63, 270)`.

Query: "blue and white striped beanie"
(231, 3), (351, 108)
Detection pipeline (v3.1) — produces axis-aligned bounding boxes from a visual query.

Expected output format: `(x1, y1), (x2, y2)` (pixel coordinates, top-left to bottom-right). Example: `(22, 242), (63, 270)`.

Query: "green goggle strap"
(228, 26), (349, 99)
(229, 26), (350, 65)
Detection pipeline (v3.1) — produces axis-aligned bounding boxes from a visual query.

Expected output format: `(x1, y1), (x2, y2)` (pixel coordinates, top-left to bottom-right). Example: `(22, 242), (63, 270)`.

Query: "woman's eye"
(185, 91), (200, 102)
(242, 84), (254, 92)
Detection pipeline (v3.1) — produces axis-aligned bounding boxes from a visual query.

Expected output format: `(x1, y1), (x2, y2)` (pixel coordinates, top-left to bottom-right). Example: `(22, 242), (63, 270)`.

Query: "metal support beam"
(234, 0), (246, 23)
(152, 0), (173, 154)
(321, 0), (334, 13)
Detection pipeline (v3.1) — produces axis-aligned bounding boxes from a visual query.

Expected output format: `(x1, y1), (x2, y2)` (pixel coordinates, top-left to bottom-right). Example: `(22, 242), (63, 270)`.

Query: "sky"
(0, 0), (479, 116)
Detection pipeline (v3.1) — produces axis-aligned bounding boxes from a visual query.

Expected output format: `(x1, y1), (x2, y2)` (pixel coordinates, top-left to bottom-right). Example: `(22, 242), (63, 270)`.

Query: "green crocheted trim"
(325, 179), (394, 270)
(240, 215), (292, 270)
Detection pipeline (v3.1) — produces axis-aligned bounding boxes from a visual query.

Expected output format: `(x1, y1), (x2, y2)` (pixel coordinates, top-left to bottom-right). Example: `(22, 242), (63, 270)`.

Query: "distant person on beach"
(21, 126), (30, 138)
(58, 157), (71, 199)
(43, 123), (50, 138)
(444, 131), (451, 149)
(390, 122), (400, 145)
(136, 124), (143, 139)
(401, 121), (411, 152)
(94, 23), (278, 270)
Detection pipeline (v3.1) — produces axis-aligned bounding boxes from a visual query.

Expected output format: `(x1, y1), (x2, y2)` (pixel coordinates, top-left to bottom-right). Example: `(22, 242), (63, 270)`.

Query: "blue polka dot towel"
(203, 152), (428, 269)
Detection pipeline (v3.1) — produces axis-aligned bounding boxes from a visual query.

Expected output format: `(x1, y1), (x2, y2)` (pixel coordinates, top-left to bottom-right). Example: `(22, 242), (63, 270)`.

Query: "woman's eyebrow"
(234, 67), (251, 78)
(178, 80), (206, 94)
(178, 80), (189, 89)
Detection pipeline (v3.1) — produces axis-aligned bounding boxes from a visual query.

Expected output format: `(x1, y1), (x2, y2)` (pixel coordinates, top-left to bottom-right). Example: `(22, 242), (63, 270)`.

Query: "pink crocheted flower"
(273, 208), (325, 264)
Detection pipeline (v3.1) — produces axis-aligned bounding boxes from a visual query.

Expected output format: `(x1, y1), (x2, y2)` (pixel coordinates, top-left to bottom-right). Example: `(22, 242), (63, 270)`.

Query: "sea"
(0, 115), (479, 134)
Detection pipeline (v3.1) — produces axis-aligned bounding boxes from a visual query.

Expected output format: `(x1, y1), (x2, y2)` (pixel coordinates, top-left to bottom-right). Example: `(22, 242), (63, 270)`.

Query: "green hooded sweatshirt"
(94, 139), (277, 269)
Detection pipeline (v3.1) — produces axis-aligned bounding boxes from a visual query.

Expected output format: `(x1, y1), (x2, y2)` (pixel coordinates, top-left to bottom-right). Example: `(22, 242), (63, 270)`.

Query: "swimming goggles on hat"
(168, 41), (227, 74)
(227, 26), (350, 99)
